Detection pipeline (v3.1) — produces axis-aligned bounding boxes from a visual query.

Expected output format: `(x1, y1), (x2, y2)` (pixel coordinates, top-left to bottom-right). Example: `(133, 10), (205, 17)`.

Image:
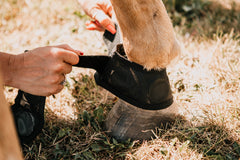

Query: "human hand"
(9, 44), (80, 96)
(78, 0), (116, 34)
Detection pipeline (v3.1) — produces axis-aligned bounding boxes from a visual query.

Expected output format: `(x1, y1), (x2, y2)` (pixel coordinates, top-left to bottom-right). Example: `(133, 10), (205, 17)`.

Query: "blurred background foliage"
(163, 0), (240, 38)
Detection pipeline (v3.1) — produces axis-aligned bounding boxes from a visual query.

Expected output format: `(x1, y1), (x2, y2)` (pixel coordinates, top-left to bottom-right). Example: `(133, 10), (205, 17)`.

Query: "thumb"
(92, 9), (116, 34)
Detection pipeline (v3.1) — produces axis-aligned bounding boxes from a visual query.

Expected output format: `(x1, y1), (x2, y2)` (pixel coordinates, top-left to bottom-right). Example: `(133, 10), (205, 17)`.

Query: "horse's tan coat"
(0, 70), (23, 160)
(110, 0), (180, 70)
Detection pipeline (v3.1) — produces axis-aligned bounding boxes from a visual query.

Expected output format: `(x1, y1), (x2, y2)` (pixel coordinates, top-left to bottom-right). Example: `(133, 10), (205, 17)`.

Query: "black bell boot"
(74, 49), (180, 140)
(74, 45), (174, 110)
(102, 27), (180, 141)
(11, 90), (46, 145)
(73, 25), (180, 141)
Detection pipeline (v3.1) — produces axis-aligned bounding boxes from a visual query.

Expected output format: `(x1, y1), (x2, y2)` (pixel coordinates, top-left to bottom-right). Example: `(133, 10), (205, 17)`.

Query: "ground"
(0, 0), (240, 159)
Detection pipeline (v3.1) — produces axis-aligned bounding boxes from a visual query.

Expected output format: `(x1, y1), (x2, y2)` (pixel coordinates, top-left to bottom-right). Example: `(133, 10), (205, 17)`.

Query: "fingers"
(47, 84), (64, 96)
(48, 73), (65, 85)
(92, 9), (116, 34)
(52, 45), (80, 65)
(105, 2), (113, 17)
(85, 20), (105, 31)
(56, 44), (82, 56)
(44, 74), (65, 96)
(60, 50), (79, 65)
(79, 0), (116, 34)
(59, 74), (66, 85)
(54, 63), (72, 75)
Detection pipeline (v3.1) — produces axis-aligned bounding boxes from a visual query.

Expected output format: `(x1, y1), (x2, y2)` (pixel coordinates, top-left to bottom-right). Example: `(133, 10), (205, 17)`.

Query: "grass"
(163, 0), (240, 38)
(1, 0), (240, 159)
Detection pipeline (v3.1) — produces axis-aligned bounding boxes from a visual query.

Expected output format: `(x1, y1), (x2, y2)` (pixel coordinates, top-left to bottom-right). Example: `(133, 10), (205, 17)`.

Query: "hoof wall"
(104, 99), (180, 141)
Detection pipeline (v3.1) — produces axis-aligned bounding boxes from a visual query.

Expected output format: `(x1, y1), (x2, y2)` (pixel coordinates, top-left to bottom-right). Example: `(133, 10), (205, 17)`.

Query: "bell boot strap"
(74, 55), (110, 73)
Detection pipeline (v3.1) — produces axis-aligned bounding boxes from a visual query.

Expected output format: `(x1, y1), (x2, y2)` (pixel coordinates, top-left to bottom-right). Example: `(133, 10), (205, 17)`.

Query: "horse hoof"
(11, 90), (46, 145)
(104, 99), (180, 141)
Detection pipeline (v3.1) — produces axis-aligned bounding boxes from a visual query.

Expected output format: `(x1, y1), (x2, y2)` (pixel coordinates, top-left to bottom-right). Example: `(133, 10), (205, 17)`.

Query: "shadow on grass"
(22, 105), (134, 160)
(22, 75), (132, 160)
(22, 75), (240, 159)
(22, 112), (240, 159)
(154, 118), (240, 159)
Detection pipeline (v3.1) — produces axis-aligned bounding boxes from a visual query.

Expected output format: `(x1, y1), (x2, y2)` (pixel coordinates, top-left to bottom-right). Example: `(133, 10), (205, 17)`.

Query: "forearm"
(0, 52), (15, 86)
(0, 52), (23, 87)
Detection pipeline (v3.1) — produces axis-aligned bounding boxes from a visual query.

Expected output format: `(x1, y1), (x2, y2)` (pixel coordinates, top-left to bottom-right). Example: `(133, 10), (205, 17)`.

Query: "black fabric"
(103, 28), (116, 42)
(75, 55), (110, 73)
(103, 24), (122, 56)
(74, 45), (173, 110)
(11, 90), (46, 145)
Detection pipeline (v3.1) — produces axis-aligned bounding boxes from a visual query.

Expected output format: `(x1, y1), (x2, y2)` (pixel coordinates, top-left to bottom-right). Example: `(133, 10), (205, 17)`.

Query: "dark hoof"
(11, 90), (46, 145)
(104, 99), (179, 141)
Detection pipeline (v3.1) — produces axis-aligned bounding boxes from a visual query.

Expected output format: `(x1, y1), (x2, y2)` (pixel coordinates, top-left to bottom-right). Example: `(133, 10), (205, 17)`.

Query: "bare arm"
(0, 44), (80, 96)
(0, 52), (14, 85)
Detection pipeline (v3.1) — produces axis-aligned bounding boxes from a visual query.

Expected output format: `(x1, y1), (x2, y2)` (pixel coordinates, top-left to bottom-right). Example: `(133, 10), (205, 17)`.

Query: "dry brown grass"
(126, 30), (240, 159)
(1, 0), (240, 159)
